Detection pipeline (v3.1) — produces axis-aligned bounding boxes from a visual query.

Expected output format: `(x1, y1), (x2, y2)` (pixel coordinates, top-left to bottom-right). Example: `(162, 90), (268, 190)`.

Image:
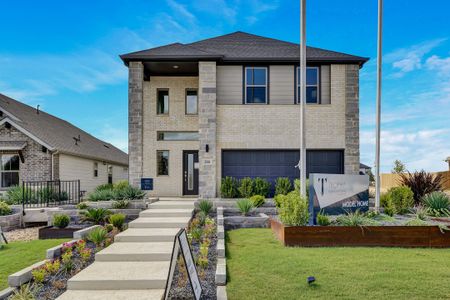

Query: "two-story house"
(120, 31), (368, 198)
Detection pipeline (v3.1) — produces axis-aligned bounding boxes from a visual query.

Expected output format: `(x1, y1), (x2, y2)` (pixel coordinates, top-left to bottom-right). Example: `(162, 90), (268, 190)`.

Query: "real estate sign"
(308, 173), (369, 223)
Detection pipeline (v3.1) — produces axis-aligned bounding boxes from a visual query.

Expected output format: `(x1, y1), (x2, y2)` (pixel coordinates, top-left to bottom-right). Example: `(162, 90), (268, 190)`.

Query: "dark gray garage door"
(222, 150), (344, 194)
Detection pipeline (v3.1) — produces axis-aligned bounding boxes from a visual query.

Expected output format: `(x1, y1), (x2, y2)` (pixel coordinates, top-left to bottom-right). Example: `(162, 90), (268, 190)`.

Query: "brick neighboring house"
(120, 31), (369, 198)
(0, 94), (128, 193)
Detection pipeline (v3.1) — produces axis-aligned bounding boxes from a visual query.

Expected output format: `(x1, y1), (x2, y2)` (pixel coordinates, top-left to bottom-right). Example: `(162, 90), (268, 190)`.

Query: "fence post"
(22, 181), (25, 216)
(77, 180), (81, 203)
(58, 179), (61, 205)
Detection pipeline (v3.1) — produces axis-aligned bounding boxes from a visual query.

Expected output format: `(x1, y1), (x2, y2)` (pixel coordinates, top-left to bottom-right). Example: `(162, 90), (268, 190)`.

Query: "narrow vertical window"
(93, 162), (98, 177)
(157, 151), (169, 176)
(108, 166), (113, 184)
(297, 67), (319, 104)
(157, 90), (169, 114)
(186, 89), (198, 114)
(245, 67), (267, 104)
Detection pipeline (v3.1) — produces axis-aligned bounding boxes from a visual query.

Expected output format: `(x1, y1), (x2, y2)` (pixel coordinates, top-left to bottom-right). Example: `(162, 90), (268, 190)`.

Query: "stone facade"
(344, 64), (360, 174)
(0, 124), (53, 186)
(128, 61), (144, 187)
(198, 62), (217, 199)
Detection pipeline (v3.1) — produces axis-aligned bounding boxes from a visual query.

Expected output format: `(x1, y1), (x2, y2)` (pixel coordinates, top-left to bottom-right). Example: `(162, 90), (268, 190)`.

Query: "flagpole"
(375, 0), (383, 211)
(300, 0), (307, 198)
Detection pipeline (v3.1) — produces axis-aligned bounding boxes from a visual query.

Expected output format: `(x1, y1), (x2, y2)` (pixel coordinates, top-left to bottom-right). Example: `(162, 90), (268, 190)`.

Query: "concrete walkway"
(57, 198), (195, 300)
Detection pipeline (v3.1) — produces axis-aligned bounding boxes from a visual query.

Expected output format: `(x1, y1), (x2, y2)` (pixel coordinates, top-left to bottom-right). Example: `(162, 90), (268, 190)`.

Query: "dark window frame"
(156, 89), (169, 115)
(93, 162), (98, 178)
(157, 150), (169, 176)
(295, 66), (321, 104)
(243, 66), (269, 104)
(157, 131), (199, 141)
(185, 88), (198, 115)
(0, 153), (20, 188)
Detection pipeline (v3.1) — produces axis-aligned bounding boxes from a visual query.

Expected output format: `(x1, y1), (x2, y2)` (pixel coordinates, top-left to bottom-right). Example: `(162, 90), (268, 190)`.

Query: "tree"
(392, 160), (406, 174)
(366, 169), (375, 183)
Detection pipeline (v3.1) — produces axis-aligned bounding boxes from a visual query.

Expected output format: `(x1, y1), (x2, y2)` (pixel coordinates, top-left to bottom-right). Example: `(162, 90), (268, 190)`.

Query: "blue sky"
(0, 0), (449, 172)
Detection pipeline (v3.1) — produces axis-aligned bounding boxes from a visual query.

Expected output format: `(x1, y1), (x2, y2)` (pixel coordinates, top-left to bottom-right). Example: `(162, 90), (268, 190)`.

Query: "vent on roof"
(73, 135), (81, 146)
(103, 144), (110, 149)
(36, 105), (40, 114)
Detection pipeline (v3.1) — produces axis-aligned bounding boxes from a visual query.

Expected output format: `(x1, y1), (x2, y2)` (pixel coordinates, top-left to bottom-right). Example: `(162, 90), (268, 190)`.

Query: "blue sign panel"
(141, 178), (153, 191)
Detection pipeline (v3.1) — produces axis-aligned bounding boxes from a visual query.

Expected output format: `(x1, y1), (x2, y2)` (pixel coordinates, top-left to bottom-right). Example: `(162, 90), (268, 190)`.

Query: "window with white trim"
(245, 67), (267, 104)
(297, 67), (319, 104)
(1, 154), (20, 188)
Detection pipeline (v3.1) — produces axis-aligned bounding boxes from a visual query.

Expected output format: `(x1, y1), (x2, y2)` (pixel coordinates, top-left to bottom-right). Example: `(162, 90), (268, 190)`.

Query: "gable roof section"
(0, 93), (128, 166)
(121, 31), (369, 65)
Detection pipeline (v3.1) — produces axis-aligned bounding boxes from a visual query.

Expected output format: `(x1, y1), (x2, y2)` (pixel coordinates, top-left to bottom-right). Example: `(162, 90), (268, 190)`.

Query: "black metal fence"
(22, 180), (80, 208)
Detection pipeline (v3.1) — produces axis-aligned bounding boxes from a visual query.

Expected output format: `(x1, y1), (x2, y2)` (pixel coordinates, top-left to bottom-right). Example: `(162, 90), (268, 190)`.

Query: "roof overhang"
(0, 141), (27, 151)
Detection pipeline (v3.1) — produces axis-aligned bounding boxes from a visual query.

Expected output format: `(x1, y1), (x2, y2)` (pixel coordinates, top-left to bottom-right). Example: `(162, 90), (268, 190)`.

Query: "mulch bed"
(168, 219), (218, 300)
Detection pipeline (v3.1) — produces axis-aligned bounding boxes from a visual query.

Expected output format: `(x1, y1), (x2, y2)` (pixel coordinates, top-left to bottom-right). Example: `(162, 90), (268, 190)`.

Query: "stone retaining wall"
(0, 212), (22, 231)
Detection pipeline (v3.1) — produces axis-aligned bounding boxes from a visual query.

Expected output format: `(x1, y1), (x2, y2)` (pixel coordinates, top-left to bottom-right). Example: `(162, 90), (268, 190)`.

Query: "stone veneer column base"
(345, 64), (360, 174)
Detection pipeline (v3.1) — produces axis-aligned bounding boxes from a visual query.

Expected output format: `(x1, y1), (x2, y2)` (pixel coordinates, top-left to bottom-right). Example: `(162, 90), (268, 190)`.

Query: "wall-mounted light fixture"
(206, 144), (209, 153)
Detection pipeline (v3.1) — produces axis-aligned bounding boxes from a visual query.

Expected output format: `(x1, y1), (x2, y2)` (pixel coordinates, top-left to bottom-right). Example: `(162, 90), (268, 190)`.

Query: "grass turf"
(226, 228), (450, 300)
(0, 239), (67, 289)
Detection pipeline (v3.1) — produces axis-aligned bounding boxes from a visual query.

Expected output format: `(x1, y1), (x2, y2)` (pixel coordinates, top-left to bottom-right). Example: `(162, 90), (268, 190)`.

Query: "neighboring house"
(121, 31), (368, 198)
(0, 94), (128, 193)
(446, 157), (450, 171)
(359, 163), (371, 175)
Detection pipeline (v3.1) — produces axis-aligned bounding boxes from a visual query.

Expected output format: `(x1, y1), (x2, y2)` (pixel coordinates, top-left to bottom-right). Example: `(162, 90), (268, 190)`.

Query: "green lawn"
(226, 229), (450, 300)
(0, 239), (67, 289)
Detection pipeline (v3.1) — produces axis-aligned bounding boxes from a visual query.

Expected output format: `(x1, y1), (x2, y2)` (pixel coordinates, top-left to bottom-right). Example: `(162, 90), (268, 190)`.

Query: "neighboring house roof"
(0, 93), (128, 166)
(446, 157), (450, 162)
(360, 163), (371, 170)
(121, 31), (369, 66)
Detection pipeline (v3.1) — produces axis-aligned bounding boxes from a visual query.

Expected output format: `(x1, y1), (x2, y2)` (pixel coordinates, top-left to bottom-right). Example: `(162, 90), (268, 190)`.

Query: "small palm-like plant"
(80, 208), (111, 225)
(198, 199), (213, 215)
(399, 170), (445, 203)
(10, 284), (36, 300)
(236, 199), (254, 216)
(109, 213), (126, 231)
(87, 227), (108, 248)
(336, 210), (378, 226)
(422, 192), (450, 217)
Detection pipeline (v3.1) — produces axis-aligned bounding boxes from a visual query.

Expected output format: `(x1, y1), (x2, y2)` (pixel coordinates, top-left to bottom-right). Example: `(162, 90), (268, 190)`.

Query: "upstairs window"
(297, 67), (319, 104)
(108, 166), (113, 184)
(157, 90), (169, 114)
(186, 90), (198, 114)
(1, 154), (19, 188)
(245, 67), (267, 104)
(93, 162), (98, 177)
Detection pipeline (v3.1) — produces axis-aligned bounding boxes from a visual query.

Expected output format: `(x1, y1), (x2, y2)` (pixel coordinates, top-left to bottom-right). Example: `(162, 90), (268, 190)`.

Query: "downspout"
(51, 151), (59, 180)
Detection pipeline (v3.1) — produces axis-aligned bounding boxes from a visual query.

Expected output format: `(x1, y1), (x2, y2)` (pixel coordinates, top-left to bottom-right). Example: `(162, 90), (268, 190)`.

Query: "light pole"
(299, 0), (307, 198)
(375, 0), (383, 211)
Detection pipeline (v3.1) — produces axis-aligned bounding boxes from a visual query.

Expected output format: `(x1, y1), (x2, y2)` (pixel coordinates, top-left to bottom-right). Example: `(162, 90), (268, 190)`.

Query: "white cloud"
(425, 54), (450, 77)
(166, 0), (197, 25)
(96, 123), (128, 153)
(384, 38), (446, 77)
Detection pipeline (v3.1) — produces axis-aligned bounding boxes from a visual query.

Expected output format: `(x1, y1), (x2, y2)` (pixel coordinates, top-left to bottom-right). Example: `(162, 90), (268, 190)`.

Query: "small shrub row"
(87, 181), (145, 202)
(380, 186), (414, 215)
(221, 176), (303, 198)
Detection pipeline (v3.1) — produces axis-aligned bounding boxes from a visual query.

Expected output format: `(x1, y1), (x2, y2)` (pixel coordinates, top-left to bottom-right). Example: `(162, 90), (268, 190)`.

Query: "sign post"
(0, 226), (7, 248)
(164, 229), (202, 300)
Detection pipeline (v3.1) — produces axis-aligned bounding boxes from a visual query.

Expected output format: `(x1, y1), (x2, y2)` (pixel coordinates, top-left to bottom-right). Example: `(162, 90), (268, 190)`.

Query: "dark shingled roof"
(121, 31), (369, 65)
(0, 93), (128, 166)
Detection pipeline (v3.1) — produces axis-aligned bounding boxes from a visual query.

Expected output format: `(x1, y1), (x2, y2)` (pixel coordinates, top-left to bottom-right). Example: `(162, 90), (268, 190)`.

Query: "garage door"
(222, 150), (344, 194)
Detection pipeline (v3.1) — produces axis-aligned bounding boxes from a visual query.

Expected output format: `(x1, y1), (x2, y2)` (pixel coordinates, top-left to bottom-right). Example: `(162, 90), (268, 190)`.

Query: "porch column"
(198, 61), (217, 198)
(128, 61), (144, 187)
(344, 64), (360, 174)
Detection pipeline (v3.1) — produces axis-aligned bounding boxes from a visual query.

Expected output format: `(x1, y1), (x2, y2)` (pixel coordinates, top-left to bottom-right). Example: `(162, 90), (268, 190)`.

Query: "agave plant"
(399, 170), (445, 203)
(336, 210), (378, 226)
(198, 199), (213, 215)
(80, 208), (111, 225)
(236, 199), (254, 216)
(421, 192), (450, 217)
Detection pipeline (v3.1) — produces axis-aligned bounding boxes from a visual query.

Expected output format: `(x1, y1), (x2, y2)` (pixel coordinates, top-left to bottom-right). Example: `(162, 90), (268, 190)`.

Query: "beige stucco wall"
(142, 76), (199, 196)
(215, 64), (347, 191)
(58, 153), (128, 193)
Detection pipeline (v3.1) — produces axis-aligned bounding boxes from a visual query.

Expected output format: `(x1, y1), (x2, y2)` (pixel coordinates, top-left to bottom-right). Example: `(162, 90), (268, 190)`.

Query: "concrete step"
(95, 242), (173, 262)
(114, 228), (179, 242)
(149, 201), (195, 209)
(57, 289), (165, 300)
(159, 197), (198, 201)
(129, 217), (191, 228)
(67, 261), (170, 290)
(140, 208), (193, 218)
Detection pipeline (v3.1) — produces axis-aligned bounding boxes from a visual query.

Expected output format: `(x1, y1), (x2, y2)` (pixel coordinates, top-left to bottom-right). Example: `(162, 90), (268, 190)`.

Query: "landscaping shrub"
(294, 178), (310, 198)
(336, 210), (377, 226)
(80, 208), (111, 225)
(380, 193), (395, 216)
(236, 199), (254, 216)
(389, 186), (414, 214)
(198, 199), (213, 215)
(0, 201), (12, 216)
(87, 227), (108, 248)
(113, 180), (129, 191)
(112, 199), (130, 209)
(275, 177), (292, 196)
(88, 189), (115, 201)
(274, 194), (285, 208)
(76, 202), (89, 209)
(220, 176), (239, 198)
(422, 192), (450, 217)
(114, 185), (145, 200)
(238, 177), (254, 198)
(5, 185), (24, 204)
(249, 195), (265, 208)
(316, 210), (331, 226)
(95, 183), (113, 192)
(278, 191), (309, 226)
(253, 177), (270, 197)
(109, 213), (126, 231)
(399, 170), (445, 203)
(10, 284), (36, 300)
(52, 214), (70, 229)
(39, 187), (68, 202)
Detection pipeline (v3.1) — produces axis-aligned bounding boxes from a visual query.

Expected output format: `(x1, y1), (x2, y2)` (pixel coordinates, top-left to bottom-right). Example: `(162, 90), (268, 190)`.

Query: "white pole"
(375, 0), (383, 211)
(300, 0), (307, 198)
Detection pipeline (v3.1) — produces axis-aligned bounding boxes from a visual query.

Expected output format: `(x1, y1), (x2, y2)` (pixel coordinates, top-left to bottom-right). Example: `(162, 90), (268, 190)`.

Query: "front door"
(183, 150), (199, 195)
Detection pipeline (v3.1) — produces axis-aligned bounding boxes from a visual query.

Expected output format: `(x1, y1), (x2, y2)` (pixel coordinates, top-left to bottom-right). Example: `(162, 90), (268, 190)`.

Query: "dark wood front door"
(183, 150), (199, 195)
